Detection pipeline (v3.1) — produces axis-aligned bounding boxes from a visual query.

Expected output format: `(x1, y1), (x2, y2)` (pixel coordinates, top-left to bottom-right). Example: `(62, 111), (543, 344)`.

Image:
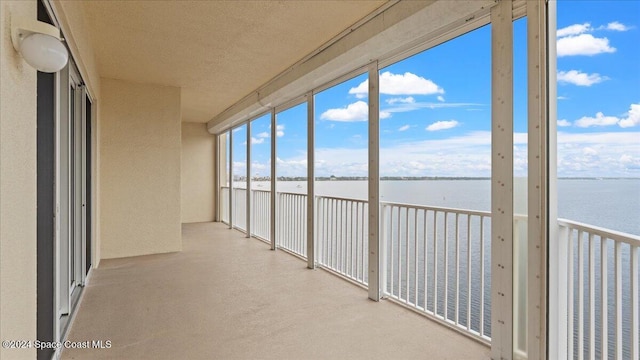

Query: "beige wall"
(0, 2), (37, 359)
(181, 122), (216, 223)
(100, 78), (182, 259)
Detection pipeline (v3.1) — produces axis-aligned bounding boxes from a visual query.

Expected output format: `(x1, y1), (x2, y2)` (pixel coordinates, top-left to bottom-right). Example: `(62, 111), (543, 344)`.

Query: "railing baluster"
(631, 244), (639, 360)
(397, 206), (401, 298)
(589, 233), (595, 360)
(601, 236), (608, 360)
(568, 228), (575, 360)
(390, 206), (395, 297)
(480, 216), (485, 337)
(615, 240), (622, 360)
(339, 200), (344, 274)
(444, 212), (449, 321)
(360, 202), (369, 283)
(424, 209), (429, 312)
(455, 213), (460, 325)
(350, 201), (354, 278)
(579, 230), (586, 360)
(405, 208), (410, 303)
(414, 209), (419, 307)
(467, 214), (472, 330)
(434, 211), (438, 318)
(356, 202), (360, 282)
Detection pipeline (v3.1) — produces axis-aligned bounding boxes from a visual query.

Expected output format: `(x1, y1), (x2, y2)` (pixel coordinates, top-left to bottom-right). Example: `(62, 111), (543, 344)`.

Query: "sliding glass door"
(56, 60), (89, 337)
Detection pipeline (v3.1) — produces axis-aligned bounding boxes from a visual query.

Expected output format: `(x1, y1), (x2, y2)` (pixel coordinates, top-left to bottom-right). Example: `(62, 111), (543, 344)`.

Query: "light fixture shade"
(19, 33), (68, 73)
(11, 17), (69, 73)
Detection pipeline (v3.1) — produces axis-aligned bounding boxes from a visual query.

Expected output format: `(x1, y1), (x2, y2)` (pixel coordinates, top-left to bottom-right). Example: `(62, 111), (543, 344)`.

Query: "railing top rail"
(252, 189), (271, 194)
(316, 194), (368, 204)
(558, 218), (640, 246)
(277, 191), (308, 196)
(380, 201), (491, 218)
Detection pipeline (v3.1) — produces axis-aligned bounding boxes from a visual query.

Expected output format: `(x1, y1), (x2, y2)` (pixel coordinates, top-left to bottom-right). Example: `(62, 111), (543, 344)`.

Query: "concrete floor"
(62, 222), (490, 360)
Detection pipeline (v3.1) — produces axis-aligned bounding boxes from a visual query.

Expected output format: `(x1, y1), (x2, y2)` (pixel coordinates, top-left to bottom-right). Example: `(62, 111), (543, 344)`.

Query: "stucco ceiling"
(81, 0), (387, 123)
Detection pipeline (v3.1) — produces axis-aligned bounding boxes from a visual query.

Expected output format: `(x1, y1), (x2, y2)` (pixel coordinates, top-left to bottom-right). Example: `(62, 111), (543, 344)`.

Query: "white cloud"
(574, 103), (640, 128)
(575, 112), (620, 127)
(557, 23), (592, 37)
(557, 33), (616, 57)
(398, 125), (410, 132)
(320, 101), (390, 121)
(349, 71), (444, 98)
(557, 132), (640, 176)
(603, 21), (631, 32)
(557, 70), (607, 86)
(618, 103), (640, 128)
(250, 130), (639, 178)
(256, 131), (269, 138)
(558, 96), (569, 100)
(583, 147), (598, 156)
(557, 119), (572, 127)
(426, 120), (459, 131)
(437, 96), (445, 102)
(251, 137), (265, 145)
(386, 96), (415, 105)
(321, 101), (367, 121)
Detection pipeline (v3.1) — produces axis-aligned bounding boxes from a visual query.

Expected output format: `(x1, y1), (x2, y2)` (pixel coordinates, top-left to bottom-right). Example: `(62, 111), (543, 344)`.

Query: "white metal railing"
(277, 192), (307, 258)
(233, 188), (247, 231)
(558, 219), (639, 360)
(317, 195), (369, 286)
(380, 202), (493, 344)
(252, 189), (270, 241)
(218, 187), (639, 358)
(221, 187), (229, 223)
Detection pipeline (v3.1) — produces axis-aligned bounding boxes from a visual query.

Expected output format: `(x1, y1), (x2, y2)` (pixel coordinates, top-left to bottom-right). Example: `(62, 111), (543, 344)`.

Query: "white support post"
(546, 1), (566, 359)
(213, 134), (219, 222)
(491, 1), (514, 358)
(246, 122), (252, 238)
(307, 92), (316, 269)
(368, 61), (381, 301)
(270, 109), (277, 250)
(527, 0), (551, 358)
(229, 129), (234, 229)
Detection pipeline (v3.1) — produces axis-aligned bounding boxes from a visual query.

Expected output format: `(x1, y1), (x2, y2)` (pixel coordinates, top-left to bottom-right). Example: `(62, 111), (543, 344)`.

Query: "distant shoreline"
(232, 177), (639, 181)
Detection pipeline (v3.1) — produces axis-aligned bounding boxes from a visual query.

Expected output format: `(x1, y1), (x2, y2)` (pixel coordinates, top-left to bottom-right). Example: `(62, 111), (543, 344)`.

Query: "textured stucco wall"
(0, 1), (37, 359)
(181, 122), (216, 223)
(100, 78), (182, 259)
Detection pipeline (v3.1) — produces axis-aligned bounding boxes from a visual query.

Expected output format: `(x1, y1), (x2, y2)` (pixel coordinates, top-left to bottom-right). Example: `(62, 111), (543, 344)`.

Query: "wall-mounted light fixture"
(11, 17), (68, 73)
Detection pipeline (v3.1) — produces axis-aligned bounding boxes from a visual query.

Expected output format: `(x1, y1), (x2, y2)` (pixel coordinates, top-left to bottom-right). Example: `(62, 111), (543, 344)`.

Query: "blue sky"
(231, 1), (639, 178)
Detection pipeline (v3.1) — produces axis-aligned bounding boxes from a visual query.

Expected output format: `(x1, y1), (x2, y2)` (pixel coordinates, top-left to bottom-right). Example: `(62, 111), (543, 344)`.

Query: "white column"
(491, 1), (514, 358)
(270, 109), (277, 250)
(246, 121), (252, 238)
(213, 134), (219, 222)
(229, 129), (234, 229)
(546, 1), (567, 359)
(307, 92), (316, 269)
(368, 61), (381, 301)
(527, 0), (553, 358)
